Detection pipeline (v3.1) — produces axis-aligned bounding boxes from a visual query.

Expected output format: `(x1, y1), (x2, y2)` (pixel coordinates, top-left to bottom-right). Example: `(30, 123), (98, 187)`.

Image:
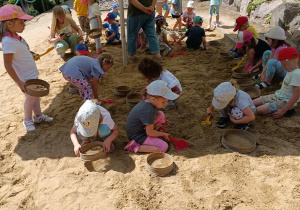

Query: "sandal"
(255, 82), (271, 89)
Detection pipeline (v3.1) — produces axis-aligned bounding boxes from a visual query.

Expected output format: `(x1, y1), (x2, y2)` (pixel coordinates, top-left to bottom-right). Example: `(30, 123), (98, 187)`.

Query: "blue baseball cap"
(104, 12), (116, 21)
(112, 3), (119, 9)
(75, 43), (90, 55)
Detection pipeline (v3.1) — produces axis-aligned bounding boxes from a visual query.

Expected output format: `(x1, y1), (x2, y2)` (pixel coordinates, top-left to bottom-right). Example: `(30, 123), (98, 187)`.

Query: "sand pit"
(0, 1), (300, 209)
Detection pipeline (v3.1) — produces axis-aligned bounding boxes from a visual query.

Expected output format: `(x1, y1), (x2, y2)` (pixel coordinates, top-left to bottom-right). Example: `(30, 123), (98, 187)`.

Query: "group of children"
(1, 3), (299, 156)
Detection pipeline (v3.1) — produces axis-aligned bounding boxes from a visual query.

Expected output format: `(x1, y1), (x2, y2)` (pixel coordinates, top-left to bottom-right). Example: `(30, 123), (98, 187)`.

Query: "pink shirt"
(272, 44), (287, 58)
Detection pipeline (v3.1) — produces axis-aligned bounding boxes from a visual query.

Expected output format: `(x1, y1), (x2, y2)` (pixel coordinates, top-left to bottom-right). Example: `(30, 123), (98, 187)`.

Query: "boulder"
(270, 2), (300, 30)
(233, 0), (242, 11)
(289, 16), (300, 33)
(249, 0), (282, 25)
(223, 0), (234, 6)
(239, 0), (252, 16)
(291, 30), (300, 45)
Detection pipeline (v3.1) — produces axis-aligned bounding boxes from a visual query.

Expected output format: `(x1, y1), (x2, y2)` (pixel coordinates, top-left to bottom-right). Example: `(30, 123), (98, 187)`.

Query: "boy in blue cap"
(75, 43), (91, 56)
(103, 12), (121, 45)
(178, 16), (207, 50)
(110, 3), (120, 19)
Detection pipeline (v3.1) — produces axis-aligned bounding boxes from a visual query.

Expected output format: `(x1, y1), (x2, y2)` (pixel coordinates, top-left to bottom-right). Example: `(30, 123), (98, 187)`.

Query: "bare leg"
(253, 98), (263, 106)
(156, 2), (163, 16)
(256, 104), (270, 115)
(137, 145), (160, 153)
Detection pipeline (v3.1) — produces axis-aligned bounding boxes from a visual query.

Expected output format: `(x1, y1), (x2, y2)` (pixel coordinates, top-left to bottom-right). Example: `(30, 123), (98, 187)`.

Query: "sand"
(1, 1), (300, 209)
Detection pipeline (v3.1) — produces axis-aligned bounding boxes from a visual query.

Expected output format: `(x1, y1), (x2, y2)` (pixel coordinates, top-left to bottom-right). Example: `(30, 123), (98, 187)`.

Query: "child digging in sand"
(70, 100), (119, 156)
(207, 81), (256, 130)
(178, 16), (207, 50)
(59, 54), (113, 101)
(125, 80), (179, 153)
(253, 47), (300, 118)
(0, 5), (53, 132)
(75, 43), (91, 56)
(103, 12), (121, 45)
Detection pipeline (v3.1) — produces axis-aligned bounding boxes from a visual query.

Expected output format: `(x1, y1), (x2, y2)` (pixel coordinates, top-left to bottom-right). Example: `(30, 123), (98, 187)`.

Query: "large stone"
(223, 0), (234, 6)
(239, 0), (252, 16)
(270, 2), (300, 30)
(233, 0), (242, 11)
(289, 16), (300, 33)
(249, 0), (282, 25)
(291, 30), (300, 45)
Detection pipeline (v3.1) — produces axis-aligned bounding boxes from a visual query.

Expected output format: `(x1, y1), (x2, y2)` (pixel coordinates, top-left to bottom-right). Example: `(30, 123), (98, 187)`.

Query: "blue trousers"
(127, 13), (160, 56)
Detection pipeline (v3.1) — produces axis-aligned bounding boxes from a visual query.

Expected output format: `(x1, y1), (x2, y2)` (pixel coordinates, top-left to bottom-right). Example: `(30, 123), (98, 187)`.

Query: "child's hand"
(103, 139), (112, 152)
(273, 109), (285, 119)
(105, 37), (109, 41)
(230, 115), (239, 124)
(162, 120), (171, 127)
(17, 81), (26, 93)
(162, 133), (170, 141)
(74, 145), (81, 157)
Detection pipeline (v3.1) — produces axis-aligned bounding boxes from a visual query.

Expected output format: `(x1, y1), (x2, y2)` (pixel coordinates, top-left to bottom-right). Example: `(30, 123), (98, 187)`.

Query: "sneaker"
(255, 82), (271, 90)
(124, 140), (140, 153)
(33, 114), (53, 123)
(284, 109), (296, 117)
(233, 53), (244, 60)
(234, 123), (250, 131)
(206, 25), (211, 30)
(23, 119), (35, 131)
(229, 48), (237, 54)
(216, 117), (230, 128)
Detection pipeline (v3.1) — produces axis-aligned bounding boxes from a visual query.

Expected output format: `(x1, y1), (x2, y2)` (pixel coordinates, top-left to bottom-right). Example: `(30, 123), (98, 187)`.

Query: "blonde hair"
(0, 19), (16, 42)
(51, 6), (66, 33)
(97, 53), (114, 65)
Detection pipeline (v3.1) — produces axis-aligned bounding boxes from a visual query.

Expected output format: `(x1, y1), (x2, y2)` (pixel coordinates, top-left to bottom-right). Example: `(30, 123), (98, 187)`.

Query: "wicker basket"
(126, 93), (142, 107)
(242, 86), (261, 99)
(79, 141), (106, 161)
(146, 153), (174, 176)
(221, 129), (256, 154)
(89, 29), (102, 39)
(114, 86), (131, 96)
(25, 79), (49, 97)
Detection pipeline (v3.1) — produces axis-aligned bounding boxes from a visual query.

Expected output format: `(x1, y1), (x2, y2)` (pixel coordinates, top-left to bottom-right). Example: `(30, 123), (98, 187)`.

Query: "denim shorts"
(260, 94), (287, 113)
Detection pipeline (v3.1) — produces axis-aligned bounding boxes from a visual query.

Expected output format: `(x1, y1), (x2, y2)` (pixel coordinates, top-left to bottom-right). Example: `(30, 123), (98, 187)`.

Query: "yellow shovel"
(34, 47), (54, 61)
(232, 56), (247, 71)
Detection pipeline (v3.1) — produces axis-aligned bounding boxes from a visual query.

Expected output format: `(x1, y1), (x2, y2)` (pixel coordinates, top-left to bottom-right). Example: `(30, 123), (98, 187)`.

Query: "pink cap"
(235, 30), (253, 48)
(0, 4), (34, 21)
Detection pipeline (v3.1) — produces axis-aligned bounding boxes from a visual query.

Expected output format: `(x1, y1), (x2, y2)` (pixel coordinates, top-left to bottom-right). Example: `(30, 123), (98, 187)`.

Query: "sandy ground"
(1, 1), (300, 209)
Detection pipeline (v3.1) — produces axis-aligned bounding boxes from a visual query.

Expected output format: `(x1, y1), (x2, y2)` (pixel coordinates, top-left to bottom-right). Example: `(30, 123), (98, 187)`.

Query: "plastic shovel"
(168, 135), (189, 150)
(98, 99), (114, 103)
(201, 115), (212, 126)
(232, 56), (247, 71)
(170, 51), (185, 57)
(34, 47), (55, 61)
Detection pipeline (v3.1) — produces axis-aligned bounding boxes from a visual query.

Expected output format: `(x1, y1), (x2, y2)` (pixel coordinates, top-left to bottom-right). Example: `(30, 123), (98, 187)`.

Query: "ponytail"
(97, 53), (114, 65)
(0, 21), (7, 42)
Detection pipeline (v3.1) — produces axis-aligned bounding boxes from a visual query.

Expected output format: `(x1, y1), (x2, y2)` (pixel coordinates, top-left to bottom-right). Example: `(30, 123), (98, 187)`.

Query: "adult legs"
(67, 34), (79, 54)
(90, 18), (102, 54)
(54, 39), (69, 56)
(127, 16), (142, 56)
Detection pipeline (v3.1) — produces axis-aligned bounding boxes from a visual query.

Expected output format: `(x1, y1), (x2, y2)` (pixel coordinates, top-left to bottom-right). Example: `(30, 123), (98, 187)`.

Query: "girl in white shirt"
(0, 5), (53, 131)
(138, 58), (182, 95)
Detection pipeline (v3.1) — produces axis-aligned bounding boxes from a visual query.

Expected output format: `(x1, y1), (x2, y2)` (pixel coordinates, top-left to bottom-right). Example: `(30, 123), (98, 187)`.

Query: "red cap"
(278, 47), (299, 61)
(233, 16), (248, 32)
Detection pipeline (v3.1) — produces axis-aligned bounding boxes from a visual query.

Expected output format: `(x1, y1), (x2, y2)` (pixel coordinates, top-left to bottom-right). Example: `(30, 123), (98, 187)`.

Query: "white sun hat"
(264, 26), (286, 40)
(186, 1), (195, 8)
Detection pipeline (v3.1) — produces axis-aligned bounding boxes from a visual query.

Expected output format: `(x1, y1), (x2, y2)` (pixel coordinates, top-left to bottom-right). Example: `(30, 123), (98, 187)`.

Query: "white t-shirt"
(229, 90), (256, 112)
(88, 3), (102, 19)
(74, 105), (115, 129)
(157, 70), (182, 92)
(275, 69), (300, 104)
(2, 36), (39, 82)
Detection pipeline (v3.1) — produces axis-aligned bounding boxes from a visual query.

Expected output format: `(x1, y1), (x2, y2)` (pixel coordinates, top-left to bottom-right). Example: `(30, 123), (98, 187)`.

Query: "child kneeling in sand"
(125, 80), (179, 153)
(70, 100), (119, 156)
(253, 47), (300, 118)
(1, 5), (53, 132)
(103, 12), (121, 45)
(207, 81), (256, 130)
(178, 16), (207, 50)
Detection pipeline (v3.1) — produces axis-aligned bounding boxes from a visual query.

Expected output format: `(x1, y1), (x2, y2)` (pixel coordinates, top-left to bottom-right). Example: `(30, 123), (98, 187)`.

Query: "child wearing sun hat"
(207, 81), (256, 130)
(70, 100), (119, 156)
(182, 1), (196, 30)
(253, 47), (300, 118)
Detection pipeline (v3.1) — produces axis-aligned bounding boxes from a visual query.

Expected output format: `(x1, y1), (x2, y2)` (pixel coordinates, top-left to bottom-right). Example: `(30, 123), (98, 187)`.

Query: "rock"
(249, 0), (282, 25)
(291, 30), (300, 45)
(239, 0), (252, 16)
(270, 2), (300, 30)
(289, 16), (300, 33)
(223, 0), (234, 6)
(233, 0), (242, 11)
